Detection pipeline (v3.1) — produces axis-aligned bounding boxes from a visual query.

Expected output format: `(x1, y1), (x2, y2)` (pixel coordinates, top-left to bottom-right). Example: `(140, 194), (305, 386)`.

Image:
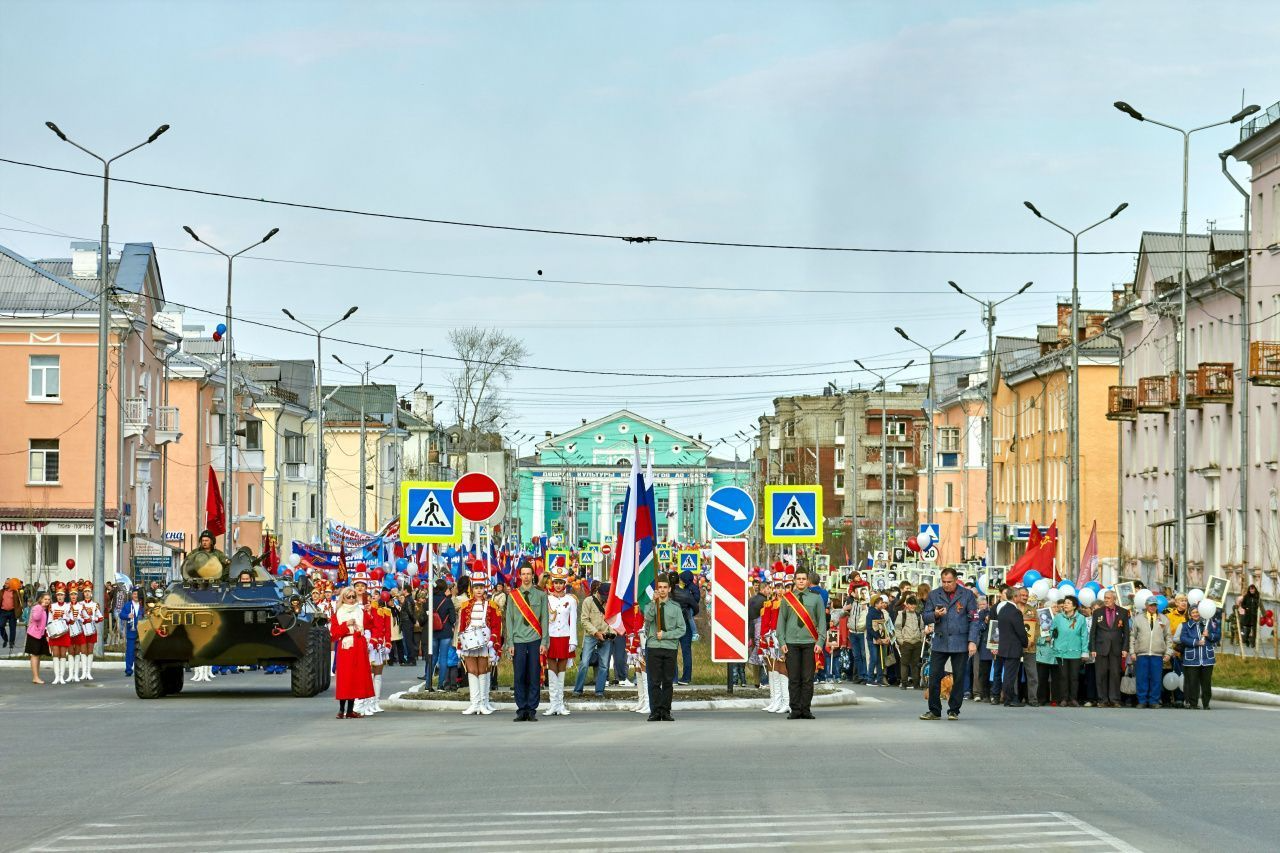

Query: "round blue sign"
(705, 486), (756, 537)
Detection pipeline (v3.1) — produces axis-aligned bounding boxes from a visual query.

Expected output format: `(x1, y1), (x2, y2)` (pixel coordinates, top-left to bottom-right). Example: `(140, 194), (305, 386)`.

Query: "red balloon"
(65, 558), (76, 570)
(213, 331), (222, 342)
(906, 536), (921, 553)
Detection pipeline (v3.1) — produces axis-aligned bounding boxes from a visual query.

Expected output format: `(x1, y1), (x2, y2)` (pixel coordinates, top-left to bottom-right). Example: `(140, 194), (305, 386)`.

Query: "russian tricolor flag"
(604, 442), (657, 632)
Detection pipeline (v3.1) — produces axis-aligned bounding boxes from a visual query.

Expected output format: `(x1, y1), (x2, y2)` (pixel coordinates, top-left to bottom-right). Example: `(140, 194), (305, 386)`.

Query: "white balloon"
(1134, 589), (1153, 610)
(1197, 599), (1217, 620)
(1077, 588), (1097, 607)
(1187, 589), (1204, 606)
(1046, 588), (1063, 603)
(286, 552), (302, 568)
(918, 530), (937, 551)
(1059, 583), (1077, 599)
(1162, 671), (1181, 691)
(1031, 578), (1052, 600)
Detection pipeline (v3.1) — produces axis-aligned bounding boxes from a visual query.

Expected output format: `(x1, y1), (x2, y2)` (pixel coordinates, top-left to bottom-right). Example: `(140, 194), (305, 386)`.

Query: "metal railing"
(124, 398), (148, 428)
(1249, 341), (1280, 386)
(1107, 385), (1137, 420)
(156, 405), (179, 433)
(1239, 101), (1280, 142)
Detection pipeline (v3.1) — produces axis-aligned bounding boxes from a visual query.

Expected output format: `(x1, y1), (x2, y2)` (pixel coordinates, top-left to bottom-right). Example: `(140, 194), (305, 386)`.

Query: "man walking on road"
(996, 587), (1029, 707)
(778, 571), (828, 719)
(921, 567), (981, 720)
(504, 565), (549, 722)
(644, 573), (686, 721)
(1090, 589), (1129, 708)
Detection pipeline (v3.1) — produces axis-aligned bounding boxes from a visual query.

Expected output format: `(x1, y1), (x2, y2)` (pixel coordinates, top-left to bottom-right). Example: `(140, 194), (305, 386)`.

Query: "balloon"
(1056, 579), (1073, 589)
(1197, 600), (1217, 620)
(1187, 588), (1204, 606)
(1046, 588), (1063, 603)
(917, 530), (936, 551)
(213, 331), (222, 342)
(1023, 570), (1042, 586)
(1031, 578), (1052, 600)
(395, 557), (409, 572)
(906, 536), (921, 553)
(1085, 581), (1102, 593)
(216, 323), (227, 335)
(1058, 583), (1077, 599)
(65, 558), (76, 570)
(1133, 589), (1152, 610)
(1077, 588), (1096, 607)
(286, 552), (302, 568)
(1162, 671), (1183, 691)
(1155, 595), (1169, 612)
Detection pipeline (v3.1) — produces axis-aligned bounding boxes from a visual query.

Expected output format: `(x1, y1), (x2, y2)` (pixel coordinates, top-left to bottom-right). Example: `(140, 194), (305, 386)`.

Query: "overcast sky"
(2, 0), (1277, 454)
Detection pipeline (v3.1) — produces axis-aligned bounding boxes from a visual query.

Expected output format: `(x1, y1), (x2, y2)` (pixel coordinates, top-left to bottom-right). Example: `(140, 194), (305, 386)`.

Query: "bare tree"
(447, 327), (528, 450)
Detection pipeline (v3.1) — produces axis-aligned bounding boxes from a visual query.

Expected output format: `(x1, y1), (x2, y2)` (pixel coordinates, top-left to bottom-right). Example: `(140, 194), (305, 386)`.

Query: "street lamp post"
(282, 306), (358, 545)
(1112, 99), (1259, 590)
(893, 328), (966, 539)
(948, 281), (1034, 567)
(854, 360), (914, 552)
(333, 354), (393, 531)
(45, 121), (168, 651)
(184, 227), (279, 550)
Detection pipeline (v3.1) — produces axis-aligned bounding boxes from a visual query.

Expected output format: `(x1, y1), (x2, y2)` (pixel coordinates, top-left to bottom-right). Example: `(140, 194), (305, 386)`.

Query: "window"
(834, 447), (845, 468)
(550, 496), (563, 514)
(290, 492), (299, 519)
(309, 493), (317, 520)
(242, 420), (263, 451)
(834, 473), (844, 490)
(784, 421), (795, 437)
(284, 434), (307, 463)
(945, 482), (954, 508)
(615, 501), (625, 516)
(783, 449), (796, 464)
(246, 483), (258, 516)
(834, 418), (844, 436)
(682, 496), (695, 513)
(29, 355), (60, 400)
(893, 449), (908, 464)
(210, 413), (226, 445)
(887, 420), (907, 437)
(577, 497), (590, 513)
(656, 497), (669, 514)
(1273, 184), (1280, 245)
(938, 427), (960, 452)
(939, 452), (960, 469)
(577, 522), (589, 540)
(28, 439), (60, 484)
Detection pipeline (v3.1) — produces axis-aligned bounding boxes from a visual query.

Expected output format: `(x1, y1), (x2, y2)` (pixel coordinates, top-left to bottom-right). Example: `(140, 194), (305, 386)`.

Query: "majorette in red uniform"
(760, 564), (791, 714)
(46, 583), (73, 684)
(360, 581), (393, 716)
(455, 562), (502, 715)
(330, 586), (374, 719)
(623, 606), (648, 714)
(76, 582), (103, 681)
(544, 565), (578, 717)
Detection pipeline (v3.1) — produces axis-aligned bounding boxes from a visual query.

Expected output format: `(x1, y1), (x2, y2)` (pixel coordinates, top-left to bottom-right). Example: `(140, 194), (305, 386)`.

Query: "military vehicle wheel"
(292, 623), (327, 698)
(161, 666), (184, 695)
(314, 632), (332, 695)
(135, 658), (165, 699)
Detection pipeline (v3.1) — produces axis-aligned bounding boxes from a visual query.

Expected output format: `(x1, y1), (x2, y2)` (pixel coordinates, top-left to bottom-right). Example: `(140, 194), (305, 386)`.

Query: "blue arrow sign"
(400, 481), (460, 543)
(705, 486), (756, 537)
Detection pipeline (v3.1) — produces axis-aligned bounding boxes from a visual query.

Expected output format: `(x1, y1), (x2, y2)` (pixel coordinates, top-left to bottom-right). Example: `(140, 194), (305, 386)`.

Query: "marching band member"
(78, 582), (103, 681)
(66, 584), (85, 682)
(46, 583), (73, 684)
(623, 605), (648, 713)
(455, 562), (502, 715)
(544, 565), (578, 716)
(363, 590), (393, 714)
(760, 571), (788, 713)
(331, 585), (374, 719)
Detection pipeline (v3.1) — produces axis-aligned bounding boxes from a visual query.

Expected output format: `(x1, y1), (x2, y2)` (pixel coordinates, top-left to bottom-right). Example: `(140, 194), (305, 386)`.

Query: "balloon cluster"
(213, 323), (227, 343)
(906, 529), (940, 554)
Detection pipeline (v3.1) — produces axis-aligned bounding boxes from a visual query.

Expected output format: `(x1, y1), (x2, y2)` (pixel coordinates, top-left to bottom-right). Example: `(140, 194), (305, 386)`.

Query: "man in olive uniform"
(644, 572), (687, 721)
(778, 571), (829, 719)
(181, 530), (231, 581)
(503, 564), (549, 722)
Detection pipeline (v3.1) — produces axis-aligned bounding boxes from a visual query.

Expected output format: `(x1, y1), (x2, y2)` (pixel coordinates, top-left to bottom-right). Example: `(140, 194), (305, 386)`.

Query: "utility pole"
(1220, 150), (1252, 594)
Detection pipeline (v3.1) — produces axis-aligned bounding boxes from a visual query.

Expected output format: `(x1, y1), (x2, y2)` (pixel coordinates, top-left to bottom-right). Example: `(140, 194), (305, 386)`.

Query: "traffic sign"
(602, 543), (612, 556)
(709, 539), (749, 663)
(453, 472), (501, 523)
(764, 485), (823, 544)
(546, 549), (569, 571)
(581, 543), (601, 566)
(400, 481), (460, 544)
(919, 523), (940, 540)
(704, 486), (755, 537)
(921, 546), (939, 563)
(655, 543), (673, 565)
(678, 550), (701, 573)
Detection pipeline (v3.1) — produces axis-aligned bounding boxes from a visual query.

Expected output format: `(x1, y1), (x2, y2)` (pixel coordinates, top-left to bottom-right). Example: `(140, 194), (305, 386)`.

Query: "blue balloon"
(1085, 581), (1102, 593)
(216, 323), (227, 335)
(382, 575), (397, 590)
(395, 557), (409, 572)
(1022, 570), (1042, 586)
(1155, 595), (1169, 612)
(1057, 579), (1075, 589)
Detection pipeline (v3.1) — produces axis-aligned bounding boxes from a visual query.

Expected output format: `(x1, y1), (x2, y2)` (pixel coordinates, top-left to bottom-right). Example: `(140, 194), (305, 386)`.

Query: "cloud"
(213, 29), (441, 66)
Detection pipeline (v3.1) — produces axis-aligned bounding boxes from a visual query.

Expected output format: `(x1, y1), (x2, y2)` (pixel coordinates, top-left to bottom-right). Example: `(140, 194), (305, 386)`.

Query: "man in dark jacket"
(996, 589), (1029, 707)
(1090, 589), (1130, 707)
(920, 567), (981, 721)
(671, 570), (700, 685)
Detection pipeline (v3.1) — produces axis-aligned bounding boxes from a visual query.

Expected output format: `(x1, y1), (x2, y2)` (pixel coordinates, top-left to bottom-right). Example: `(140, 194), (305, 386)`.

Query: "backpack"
(431, 600), (446, 632)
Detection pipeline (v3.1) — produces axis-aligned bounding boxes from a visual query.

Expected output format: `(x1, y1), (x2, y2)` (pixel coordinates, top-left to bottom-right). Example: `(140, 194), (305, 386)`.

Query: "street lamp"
(949, 280), (1034, 568)
(45, 120), (168, 651)
(893, 327), (966, 536)
(333, 353), (393, 530)
(184, 226), (279, 549)
(854, 359), (915, 553)
(282, 306), (358, 545)
(1111, 98), (1259, 591)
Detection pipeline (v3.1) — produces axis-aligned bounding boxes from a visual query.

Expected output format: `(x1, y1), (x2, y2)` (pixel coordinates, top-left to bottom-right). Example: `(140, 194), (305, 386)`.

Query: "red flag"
(1076, 521), (1098, 588)
(205, 466), (226, 537)
(1005, 522), (1041, 586)
(1035, 521), (1059, 581)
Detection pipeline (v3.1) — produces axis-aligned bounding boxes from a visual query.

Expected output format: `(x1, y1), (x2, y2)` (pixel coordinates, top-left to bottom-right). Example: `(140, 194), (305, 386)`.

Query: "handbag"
(47, 618), (69, 639)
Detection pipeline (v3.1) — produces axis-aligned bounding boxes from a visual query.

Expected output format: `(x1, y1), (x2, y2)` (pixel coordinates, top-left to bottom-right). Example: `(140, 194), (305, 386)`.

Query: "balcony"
(859, 461), (917, 476)
(1249, 341), (1280, 386)
(858, 488), (915, 502)
(1106, 386), (1137, 421)
(1137, 376), (1171, 412)
(123, 398), (148, 438)
(284, 461), (312, 480)
(154, 406), (181, 445)
(860, 433), (912, 448)
(1169, 372), (1201, 409)
(1194, 362), (1234, 404)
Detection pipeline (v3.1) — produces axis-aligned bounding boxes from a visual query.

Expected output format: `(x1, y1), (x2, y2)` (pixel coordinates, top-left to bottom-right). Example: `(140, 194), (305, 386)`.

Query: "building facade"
(931, 368), (989, 565)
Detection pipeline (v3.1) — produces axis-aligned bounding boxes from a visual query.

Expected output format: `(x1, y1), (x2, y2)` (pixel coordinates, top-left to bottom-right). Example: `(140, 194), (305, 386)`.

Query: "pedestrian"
(455, 564), (502, 716)
(421, 580), (455, 690)
(544, 565), (578, 716)
(330, 586), (375, 719)
(1051, 596), (1089, 707)
(75, 582), (102, 682)
(845, 588), (868, 684)
(573, 581), (613, 698)
(1237, 584), (1260, 648)
(1035, 601), (1060, 705)
(623, 605), (648, 713)
(1180, 604), (1221, 710)
(1012, 587), (1040, 705)
(672, 570), (699, 685)
(120, 589), (144, 677)
(1089, 589), (1130, 707)
(644, 572), (686, 722)
(865, 595), (889, 686)
(24, 591), (51, 684)
(504, 564), (549, 722)
(894, 596), (924, 689)
(1, 578), (23, 650)
(920, 567), (981, 721)
(760, 573), (788, 714)
(976, 596), (995, 702)
(46, 583), (73, 685)
(778, 571), (828, 719)
(996, 588), (1028, 707)
(1164, 594), (1189, 708)
(1077, 601), (1099, 707)
(748, 580), (766, 688)
(1129, 596), (1171, 709)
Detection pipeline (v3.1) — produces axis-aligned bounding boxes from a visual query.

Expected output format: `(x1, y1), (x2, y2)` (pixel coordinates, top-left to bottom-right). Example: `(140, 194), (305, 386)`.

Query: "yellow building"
(990, 311), (1119, 577)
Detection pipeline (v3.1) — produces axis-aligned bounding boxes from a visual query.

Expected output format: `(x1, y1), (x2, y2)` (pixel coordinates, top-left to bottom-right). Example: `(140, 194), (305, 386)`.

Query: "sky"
(2, 0), (1277, 456)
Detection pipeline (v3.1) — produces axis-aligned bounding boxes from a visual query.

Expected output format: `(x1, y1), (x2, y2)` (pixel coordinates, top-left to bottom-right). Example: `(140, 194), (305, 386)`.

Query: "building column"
(599, 480), (612, 542)
(699, 477), (710, 540)
(532, 476), (546, 537)
(668, 483), (680, 542)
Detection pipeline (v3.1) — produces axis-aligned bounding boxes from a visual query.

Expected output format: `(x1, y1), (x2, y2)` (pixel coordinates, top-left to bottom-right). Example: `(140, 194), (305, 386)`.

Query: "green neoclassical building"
(517, 410), (749, 545)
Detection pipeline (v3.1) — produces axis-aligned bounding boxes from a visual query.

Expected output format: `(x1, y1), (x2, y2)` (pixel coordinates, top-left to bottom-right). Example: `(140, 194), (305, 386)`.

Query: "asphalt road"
(2, 664), (1275, 852)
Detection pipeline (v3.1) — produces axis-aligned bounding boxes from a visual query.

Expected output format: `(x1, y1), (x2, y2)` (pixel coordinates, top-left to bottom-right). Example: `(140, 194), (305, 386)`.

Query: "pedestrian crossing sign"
(764, 485), (823, 544)
(678, 550), (701, 573)
(656, 543), (674, 566)
(400, 481), (461, 544)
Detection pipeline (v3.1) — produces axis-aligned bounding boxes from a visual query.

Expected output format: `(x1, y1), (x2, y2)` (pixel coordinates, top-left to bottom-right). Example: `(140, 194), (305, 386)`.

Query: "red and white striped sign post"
(710, 539), (749, 663)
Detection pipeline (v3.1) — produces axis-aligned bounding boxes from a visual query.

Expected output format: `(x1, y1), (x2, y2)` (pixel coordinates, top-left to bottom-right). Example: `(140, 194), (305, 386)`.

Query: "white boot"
(85, 654), (95, 681)
(633, 676), (650, 713)
(773, 674), (790, 713)
(763, 675), (779, 712)
(478, 672), (494, 715)
(52, 657), (63, 685)
(462, 673), (480, 715)
(554, 671), (570, 716)
(371, 675), (383, 713)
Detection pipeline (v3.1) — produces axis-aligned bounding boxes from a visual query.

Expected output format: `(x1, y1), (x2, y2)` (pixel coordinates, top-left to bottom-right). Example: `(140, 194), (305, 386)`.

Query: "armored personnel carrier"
(133, 549), (330, 699)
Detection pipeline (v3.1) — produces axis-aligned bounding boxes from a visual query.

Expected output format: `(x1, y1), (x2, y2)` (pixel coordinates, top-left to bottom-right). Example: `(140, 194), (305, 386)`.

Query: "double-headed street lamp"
(1112, 99), (1259, 591)
(949, 281), (1033, 567)
(282, 306), (359, 545)
(893, 327), (966, 536)
(45, 121), (168, 650)
(184, 226), (279, 548)
(332, 354), (393, 531)
(854, 359), (915, 552)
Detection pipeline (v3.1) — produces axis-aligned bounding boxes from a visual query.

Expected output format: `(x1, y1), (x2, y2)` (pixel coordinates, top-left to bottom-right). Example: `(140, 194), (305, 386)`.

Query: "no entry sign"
(710, 539), (749, 663)
(452, 472), (501, 523)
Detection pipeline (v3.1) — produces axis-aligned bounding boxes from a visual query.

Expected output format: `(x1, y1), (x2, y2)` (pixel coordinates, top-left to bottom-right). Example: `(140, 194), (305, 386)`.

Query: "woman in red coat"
(330, 586), (375, 719)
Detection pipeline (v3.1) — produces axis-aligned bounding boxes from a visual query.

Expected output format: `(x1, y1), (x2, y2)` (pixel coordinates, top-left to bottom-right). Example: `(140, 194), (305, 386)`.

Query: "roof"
(321, 383), (430, 428)
(36, 242), (164, 303)
(242, 360), (315, 408)
(1137, 232), (1212, 286)
(0, 243), (100, 312)
(1037, 325), (1058, 344)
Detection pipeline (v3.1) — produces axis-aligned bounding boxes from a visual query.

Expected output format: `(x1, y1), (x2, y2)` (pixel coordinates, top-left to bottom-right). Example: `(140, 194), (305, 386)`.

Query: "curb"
(1213, 687), (1280, 707)
(0, 659), (125, 670)
(384, 685), (859, 713)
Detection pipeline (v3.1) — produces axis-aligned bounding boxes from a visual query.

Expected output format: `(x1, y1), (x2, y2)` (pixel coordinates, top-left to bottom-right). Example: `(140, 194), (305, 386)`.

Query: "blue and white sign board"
(399, 481), (461, 544)
(763, 485), (823, 544)
(705, 485), (756, 537)
(919, 523), (940, 540)
(678, 550), (702, 573)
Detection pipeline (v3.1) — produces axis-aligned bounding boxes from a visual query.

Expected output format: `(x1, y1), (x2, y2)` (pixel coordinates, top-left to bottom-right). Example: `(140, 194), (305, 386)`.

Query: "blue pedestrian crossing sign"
(656, 543), (674, 567)
(400, 481), (461, 544)
(678, 550), (702, 573)
(919, 523), (940, 540)
(705, 485), (756, 537)
(764, 485), (823, 544)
